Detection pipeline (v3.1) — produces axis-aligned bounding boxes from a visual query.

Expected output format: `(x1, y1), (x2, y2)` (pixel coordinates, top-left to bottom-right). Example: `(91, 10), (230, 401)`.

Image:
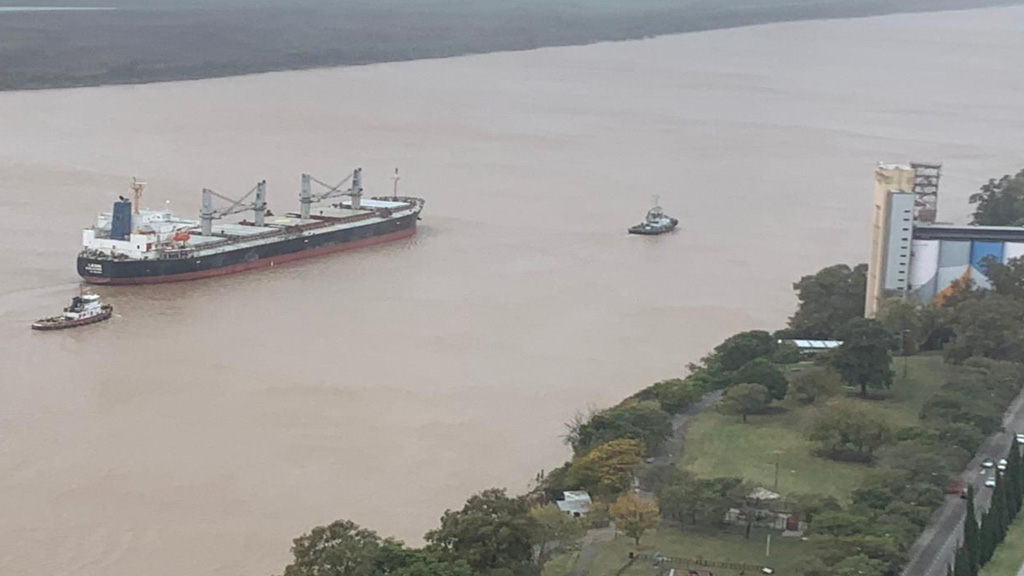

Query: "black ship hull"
(78, 214), (416, 284)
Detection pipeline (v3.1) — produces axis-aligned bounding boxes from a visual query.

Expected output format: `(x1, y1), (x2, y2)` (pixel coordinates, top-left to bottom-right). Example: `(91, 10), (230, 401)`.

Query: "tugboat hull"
(32, 305), (114, 331)
(628, 218), (679, 235)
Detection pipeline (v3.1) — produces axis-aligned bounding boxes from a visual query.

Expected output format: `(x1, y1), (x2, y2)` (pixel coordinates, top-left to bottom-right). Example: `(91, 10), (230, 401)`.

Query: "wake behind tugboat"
(31, 294), (113, 331)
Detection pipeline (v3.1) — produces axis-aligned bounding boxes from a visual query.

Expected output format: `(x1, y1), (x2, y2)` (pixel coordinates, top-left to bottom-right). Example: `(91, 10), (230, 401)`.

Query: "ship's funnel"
(111, 200), (132, 240)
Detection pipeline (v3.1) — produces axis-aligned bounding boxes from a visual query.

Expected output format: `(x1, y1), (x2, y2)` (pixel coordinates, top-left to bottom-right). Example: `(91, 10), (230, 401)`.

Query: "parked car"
(985, 477), (998, 488)
(998, 459), (1008, 471)
(1016, 432), (1024, 444)
(982, 458), (995, 469)
(948, 480), (965, 496)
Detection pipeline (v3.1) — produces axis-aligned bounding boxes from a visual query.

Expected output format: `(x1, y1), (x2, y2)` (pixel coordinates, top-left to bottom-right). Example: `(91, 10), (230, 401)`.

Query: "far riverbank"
(1, 0), (1022, 91)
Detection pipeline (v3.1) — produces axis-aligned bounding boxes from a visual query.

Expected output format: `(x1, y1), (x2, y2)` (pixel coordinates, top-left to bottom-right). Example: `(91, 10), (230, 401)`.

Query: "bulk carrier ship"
(77, 168), (424, 284)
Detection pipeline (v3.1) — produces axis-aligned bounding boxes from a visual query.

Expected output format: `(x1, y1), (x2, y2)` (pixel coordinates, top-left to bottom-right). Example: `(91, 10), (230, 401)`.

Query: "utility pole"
(903, 329), (911, 380)
(772, 450), (783, 491)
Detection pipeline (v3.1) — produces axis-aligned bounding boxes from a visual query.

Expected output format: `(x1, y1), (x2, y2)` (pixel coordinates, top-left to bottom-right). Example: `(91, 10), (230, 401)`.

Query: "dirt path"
(568, 390), (725, 575)
(652, 390), (725, 468)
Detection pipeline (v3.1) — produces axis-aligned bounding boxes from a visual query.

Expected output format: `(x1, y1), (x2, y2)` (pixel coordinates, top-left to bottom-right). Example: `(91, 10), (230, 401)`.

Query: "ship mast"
(131, 177), (147, 215)
(392, 168), (401, 199)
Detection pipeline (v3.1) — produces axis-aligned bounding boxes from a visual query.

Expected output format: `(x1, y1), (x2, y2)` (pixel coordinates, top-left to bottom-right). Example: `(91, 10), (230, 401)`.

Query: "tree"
(711, 330), (778, 371)
(1005, 441), (1022, 520)
(425, 489), (537, 576)
(831, 553), (888, 576)
(788, 263), (867, 339)
(982, 256), (1024, 301)
(789, 368), (843, 404)
(732, 359), (788, 400)
(992, 472), (1010, 540)
(375, 544), (474, 576)
(937, 423), (985, 455)
(565, 439), (644, 497)
(831, 318), (893, 397)
(630, 378), (701, 414)
(954, 545), (970, 576)
(567, 401), (672, 455)
(529, 505), (585, 566)
(808, 401), (892, 461)
(609, 492), (659, 546)
(964, 485), (980, 575)
(717, 383), (771, 423)
(877, 440), (965, 490)
(877, 297), (924, 352)
(969, 169), (1024, 226)
(810, 534), (901, 572)
(638, 463), (689, 494)
(657, 477), (741, 526)
(657, 480), (703, 525)
(282, 519), (387, 576)
(945, 295), (1024, 363)
(811, 511), (871, 538)
(980, 510), (996, 565)
(786, 493), (840, 526)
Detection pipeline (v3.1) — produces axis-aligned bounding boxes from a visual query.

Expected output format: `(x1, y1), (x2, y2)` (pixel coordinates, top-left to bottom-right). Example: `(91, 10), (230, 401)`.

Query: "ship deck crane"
(200, 180), (267, 235)
(300, 168), (363, 218)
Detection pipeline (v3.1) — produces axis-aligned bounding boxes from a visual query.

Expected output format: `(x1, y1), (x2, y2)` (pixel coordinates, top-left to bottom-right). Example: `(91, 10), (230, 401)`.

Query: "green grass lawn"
(678, 355), (947, 501)
(545, 356), (950, 576)
(544, 524), (808, 576)
(980, 515), (1024, 576)
(541, 549), (580, 576)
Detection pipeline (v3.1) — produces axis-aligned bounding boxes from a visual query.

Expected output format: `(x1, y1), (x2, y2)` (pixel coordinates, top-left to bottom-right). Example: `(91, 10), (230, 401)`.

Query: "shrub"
(568, 401), (672, 456)
(630, 378), (702, 414)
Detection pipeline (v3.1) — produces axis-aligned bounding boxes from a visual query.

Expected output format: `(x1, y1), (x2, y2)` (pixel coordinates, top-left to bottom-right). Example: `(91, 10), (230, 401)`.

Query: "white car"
(982, 458), (995, 469)
(1016, 433), (1024, 443)
(998, 459), (1008, 471)
(985, 477), (998, 488)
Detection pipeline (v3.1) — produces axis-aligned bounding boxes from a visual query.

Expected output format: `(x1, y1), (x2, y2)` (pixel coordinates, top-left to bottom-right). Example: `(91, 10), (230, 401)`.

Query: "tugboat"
(32, 294), (113, 331)
(628, 200), (679, 235)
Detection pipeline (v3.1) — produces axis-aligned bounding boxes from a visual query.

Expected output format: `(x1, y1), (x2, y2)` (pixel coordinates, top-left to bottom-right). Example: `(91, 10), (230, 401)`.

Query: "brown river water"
(1, 7), (1023, 576)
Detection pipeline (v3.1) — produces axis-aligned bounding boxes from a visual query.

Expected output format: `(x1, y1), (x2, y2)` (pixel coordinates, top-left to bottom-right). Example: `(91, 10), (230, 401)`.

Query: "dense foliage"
(808, 401), (892, 461)
(710, 330), (778, 372)
(566, 401), (672, 456)
(789, 368), (843, 404)
(969, 169), (1024, 226)
(425, 489), (538, 576)
(717, 383), (771, 423)
(788, 264), (867, 339)
(831, 318), (894, 397)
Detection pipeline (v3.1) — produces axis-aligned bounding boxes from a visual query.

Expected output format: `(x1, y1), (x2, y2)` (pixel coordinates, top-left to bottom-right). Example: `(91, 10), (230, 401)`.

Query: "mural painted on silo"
(908, 240), (939, 302)
(910, 239), (1024, 302)
(969, 241), (1004, 289)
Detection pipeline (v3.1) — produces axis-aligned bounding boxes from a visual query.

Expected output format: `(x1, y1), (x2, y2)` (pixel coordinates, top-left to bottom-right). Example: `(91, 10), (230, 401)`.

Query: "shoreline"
(1, 0), (1021, 93)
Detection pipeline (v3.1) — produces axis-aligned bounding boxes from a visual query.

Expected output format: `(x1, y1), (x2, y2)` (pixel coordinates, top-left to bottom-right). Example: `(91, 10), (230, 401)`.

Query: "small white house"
(555, 491), (592, 517)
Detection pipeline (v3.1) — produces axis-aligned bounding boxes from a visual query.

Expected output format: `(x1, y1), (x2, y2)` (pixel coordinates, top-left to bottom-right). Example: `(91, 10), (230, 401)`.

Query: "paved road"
(901, 388), (1024, 576)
